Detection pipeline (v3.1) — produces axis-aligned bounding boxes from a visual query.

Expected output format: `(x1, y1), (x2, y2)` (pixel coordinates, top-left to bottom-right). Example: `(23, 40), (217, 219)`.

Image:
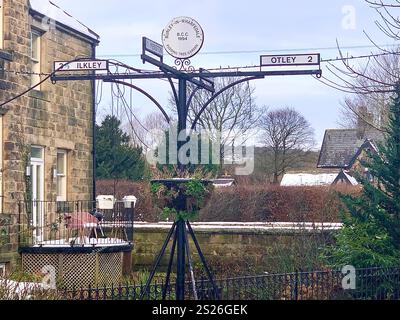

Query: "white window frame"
(56, 149), (67, 202)
(30, 146), (45, 243)
(31, 145), (44, 162)
(30, 29), (41, 89)
(0, 263), (6, 277)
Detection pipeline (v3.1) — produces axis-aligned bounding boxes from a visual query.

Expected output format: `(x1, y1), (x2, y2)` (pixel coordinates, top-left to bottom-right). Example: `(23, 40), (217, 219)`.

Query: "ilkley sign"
(54, 60), (108, 71)
(162, 16), (204, 59)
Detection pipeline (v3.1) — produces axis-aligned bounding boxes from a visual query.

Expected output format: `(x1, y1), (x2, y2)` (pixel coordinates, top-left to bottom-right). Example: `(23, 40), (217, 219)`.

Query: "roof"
(29, 0), (99, 42)
(333, 170), (359, 186)
(347, 139), (379, 168)
(317, 129), (385, 169)
(280, 173), (338, 187)
(212, 178), (236, 188)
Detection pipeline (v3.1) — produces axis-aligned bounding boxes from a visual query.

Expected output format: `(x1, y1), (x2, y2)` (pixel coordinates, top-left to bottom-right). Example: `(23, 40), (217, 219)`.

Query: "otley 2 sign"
(260, 54), (320, 67)
(54, 60), (109, 72)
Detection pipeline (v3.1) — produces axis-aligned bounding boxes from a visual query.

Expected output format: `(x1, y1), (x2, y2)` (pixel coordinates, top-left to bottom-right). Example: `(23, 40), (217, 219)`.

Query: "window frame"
(0, 263), (6, 277)
(30, 29), (42, 89)
(56, 149), (67, 202)
(31, 145), (44, 161)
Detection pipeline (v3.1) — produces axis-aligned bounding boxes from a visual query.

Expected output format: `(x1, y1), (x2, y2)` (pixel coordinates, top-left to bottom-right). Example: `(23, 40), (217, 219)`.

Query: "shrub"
(97, 180), (359, 223)
(199, 185), (359, 223)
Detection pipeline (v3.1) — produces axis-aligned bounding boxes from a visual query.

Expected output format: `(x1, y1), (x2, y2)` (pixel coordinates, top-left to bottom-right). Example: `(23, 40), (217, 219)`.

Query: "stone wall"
(132, 222), (339, 275)
(0, 0), (97, 265)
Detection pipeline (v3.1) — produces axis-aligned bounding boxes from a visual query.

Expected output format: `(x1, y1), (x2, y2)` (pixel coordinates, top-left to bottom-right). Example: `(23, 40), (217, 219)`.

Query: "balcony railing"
(18, 201), (134, 248)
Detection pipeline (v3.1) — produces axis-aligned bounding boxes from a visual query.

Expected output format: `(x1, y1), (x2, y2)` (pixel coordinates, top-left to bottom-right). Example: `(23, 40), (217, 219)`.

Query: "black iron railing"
(61, 267), (400, 300)
(18, 200), (134, 247)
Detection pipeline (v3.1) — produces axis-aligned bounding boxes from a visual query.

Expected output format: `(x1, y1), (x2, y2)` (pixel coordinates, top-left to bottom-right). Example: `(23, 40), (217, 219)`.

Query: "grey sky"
(51, 0), (391, 146)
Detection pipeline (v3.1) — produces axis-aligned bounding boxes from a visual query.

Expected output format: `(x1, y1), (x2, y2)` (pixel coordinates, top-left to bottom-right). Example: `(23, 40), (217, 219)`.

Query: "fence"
(18, 200), (134, 247)
(61, 267), (400, 300)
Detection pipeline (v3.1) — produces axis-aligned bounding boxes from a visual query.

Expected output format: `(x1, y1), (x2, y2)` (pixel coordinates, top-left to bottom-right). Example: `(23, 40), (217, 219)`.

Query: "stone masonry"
(0, 0), (99, 269)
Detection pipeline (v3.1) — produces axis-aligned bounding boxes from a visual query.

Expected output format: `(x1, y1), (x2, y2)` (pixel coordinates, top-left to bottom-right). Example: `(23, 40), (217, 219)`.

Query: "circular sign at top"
(162, 16), (204, 59)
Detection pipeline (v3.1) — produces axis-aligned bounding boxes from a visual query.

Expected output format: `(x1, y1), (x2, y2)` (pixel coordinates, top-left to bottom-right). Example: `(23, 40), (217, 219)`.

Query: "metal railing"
(61, 266), (400, 300)
(18, 200), (134, 247)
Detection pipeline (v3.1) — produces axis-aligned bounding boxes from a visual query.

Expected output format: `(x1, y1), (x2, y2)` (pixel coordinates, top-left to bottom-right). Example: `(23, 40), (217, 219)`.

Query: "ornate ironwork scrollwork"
(174, 58), (195, 72)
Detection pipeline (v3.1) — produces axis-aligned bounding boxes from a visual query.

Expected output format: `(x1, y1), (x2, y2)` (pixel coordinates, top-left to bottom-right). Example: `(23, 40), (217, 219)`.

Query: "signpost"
(54, 60), (109, 72)
(51, 16), (323, 301)
(260, 53), (320, 67)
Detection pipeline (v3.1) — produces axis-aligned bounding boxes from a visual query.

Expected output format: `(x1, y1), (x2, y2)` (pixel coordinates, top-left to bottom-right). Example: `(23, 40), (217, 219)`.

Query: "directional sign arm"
(51, 68), (322, 82)
(142, 37), (164, 62)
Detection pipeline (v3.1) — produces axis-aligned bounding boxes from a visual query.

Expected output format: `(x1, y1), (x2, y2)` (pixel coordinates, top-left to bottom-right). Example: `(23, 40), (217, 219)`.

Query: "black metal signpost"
(51, 22), (322, 300)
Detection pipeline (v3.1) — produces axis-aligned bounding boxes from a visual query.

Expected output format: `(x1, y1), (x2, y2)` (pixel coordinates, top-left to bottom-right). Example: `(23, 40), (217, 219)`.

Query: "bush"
(97, 180), (359, 223)
(199, 185), (359, 223)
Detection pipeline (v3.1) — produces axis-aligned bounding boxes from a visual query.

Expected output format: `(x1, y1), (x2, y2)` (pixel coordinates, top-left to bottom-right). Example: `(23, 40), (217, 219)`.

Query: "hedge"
(96, 180), (359, 222)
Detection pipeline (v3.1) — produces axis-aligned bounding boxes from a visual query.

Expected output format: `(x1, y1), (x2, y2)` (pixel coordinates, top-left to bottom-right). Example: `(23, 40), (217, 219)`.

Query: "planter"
(150, 178), (214, 221)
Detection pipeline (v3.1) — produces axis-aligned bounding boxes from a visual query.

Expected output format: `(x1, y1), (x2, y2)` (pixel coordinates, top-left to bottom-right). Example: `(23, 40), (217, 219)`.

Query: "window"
(56, 150), (67, 202)
(0, 263), (6, 277)
(31, 146), (44, 160)
(364, 168), (374, 183)
(30, 146), (44, 205)
(30, 30), (41, 89)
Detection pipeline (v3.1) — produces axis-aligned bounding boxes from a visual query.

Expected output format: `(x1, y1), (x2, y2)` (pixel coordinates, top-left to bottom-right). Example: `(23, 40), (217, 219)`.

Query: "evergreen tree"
(96, 115), (148, 180)
(326, 85), (400, 268)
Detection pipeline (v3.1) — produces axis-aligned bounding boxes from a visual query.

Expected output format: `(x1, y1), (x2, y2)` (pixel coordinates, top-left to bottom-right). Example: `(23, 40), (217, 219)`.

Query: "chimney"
(357, 106), (374, 139)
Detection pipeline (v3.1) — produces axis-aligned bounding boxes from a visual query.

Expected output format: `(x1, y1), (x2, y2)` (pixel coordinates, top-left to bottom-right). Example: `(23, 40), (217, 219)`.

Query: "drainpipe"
(91, 43), (97, 203)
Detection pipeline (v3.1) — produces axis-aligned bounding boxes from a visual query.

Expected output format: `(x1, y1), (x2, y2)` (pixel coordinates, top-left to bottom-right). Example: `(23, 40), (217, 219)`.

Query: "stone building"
(317, 118), (385, 187)
(0, 0), (99, 272)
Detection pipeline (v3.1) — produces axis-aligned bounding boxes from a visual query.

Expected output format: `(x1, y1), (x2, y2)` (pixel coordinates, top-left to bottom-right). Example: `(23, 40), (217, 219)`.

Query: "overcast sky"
(50, 0), (391, 146)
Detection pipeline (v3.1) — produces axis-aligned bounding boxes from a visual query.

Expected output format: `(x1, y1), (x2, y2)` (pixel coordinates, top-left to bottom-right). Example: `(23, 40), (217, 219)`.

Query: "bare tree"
(259, 107), (315, 183)
(337, 53), (400, 130)
(124, 111), (169, 152)
(365, 0), (400, 42)
(319, 1), (400, 131)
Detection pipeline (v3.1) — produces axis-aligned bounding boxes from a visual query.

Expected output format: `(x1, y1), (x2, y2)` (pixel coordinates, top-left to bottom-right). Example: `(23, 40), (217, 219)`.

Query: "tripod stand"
(140, 218), (220, 300)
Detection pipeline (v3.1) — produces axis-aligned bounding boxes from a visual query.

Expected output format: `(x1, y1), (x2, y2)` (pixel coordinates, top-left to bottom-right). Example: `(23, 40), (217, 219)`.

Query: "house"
(0, 1), (133, 287)
(317, 125), (384, 182)
(0, 0), (99, 271)
(281, 121), (383, 187)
